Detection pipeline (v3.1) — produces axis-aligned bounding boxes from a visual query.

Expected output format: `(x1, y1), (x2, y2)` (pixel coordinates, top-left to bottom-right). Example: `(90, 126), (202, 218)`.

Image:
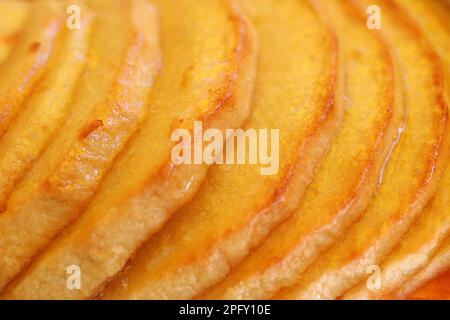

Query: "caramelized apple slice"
(103, 0), (342, 300)
(406, 269), (450, 300)
(275, 0), (449, 300)
(202, 0), (403, 300)
(0, 2), (92, 211)
(0, 0), (64, 138)
(1, 0), (258, 299)
(399, 237), (450, 298)
(344, 0), (450, 300)
(0, 1), (28, 63)
(345, 167), (449, 299)
(0, 0), (161, 292)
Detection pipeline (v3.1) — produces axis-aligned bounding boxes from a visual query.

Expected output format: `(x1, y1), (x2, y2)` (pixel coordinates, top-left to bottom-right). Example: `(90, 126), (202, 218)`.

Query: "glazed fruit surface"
(0, 0), (448, 300)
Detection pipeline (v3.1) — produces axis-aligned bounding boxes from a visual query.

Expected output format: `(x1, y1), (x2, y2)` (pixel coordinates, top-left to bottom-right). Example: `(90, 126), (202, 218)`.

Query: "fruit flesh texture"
(0, 0), (92, 212)
(407, 269), (450, 300)
(103, 0), (342, 300)
(202, 0), (401, 300)
(0, 0), (447, 301)
(275, 0), (449, 300)
(1, 0), (258, 300)
(343, 0), (450, 300)
(0, 0), (162, 292)
(0, 0), (63, 140)
(396, 1), (450, 301)
(0, 1), (28, 63)
(399, 236), (450, 299)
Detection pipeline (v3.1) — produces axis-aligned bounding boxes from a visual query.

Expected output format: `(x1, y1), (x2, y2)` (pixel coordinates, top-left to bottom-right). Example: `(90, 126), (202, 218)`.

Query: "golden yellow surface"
(0, 0), (448, 300)
(1, 0), (258, 299)
(202, 0), (402, 300)
(345, 0), (450, 299)
(0, 0), (161, 292)
(276, 0), (449, 300)
(0, 1), (63, 139)
(103, 0), (342, 300)
(0, 1), (28, 62)
(399, 236), (450, 298)
(0, 0), (91, 210)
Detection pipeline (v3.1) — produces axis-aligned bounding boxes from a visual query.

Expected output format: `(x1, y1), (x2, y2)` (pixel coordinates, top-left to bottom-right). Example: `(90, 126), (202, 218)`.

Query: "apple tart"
(0, 0), (448, 300)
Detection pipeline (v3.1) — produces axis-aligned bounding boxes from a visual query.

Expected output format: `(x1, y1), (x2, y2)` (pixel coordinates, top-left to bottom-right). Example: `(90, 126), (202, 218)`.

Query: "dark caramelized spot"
(170, 117), (185, 132)
(79, 119), (104, 140)
(29, 41), (41, 53)
(0, 201), (6, 214)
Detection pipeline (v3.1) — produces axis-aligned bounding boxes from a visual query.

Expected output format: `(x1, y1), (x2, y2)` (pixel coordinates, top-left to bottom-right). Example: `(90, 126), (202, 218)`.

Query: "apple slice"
(202, 0), (403, 300)
(406, 269), (450, 300)
(1, 0), (258, 300)
(344, 0), (450, 300)
(399, 237), (450, 299)
(0, 0), (29, 63)
(103, 0), (342, 300)
(0, 1), (93, 211)
(0, 0), (64, 139)
(274, 0), (450, 300)
(345, 168), (449, 299)
(0, 0), (162, 292)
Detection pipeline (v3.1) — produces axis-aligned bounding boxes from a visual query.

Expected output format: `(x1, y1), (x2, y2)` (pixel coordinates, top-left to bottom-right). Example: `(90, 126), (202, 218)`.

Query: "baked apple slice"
(406, 269), (450, 300)
(345, 166), (449, 299)
(1, 0), (258, 299)
(103, 0), (342, 300)
(202, 0), (403, 300)
(0, 0), (28, 63)
(344, 0), (450, 300)
(0, 0), (64, 139)
(0, 2), (92, 211)
(398, 236), (450, 299)
(274, 0), (449, 300)
(0, 0), (161, 292)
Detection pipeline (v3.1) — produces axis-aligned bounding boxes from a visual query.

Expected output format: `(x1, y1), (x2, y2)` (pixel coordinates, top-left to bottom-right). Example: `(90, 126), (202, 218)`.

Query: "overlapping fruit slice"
(0, 0), (64, 139)
(275, 0), (449, 300)
(202, 0), (403, 300)
(0, 0), (93, 210)
(406, 269), (450, 300)
(0, 0), (162, 292)
(103, 0), (342, 300)
(0, 0), (28, 63)
(399, 237), (450, 299)
(344, 0), (450, 300)
(1, 0), (258, 299)
(346, 164), (450, 299)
